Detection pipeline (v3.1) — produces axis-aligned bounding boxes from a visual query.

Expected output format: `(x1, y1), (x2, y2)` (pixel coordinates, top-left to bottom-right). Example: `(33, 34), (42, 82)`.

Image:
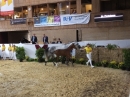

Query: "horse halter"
(68, 43), (77, 50)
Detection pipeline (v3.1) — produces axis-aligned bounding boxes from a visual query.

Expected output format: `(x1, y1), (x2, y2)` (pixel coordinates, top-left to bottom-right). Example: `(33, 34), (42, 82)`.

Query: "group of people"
(51, 38), (62, 44)
(31, 34), (62, 44)
(0, 44), (16, 60)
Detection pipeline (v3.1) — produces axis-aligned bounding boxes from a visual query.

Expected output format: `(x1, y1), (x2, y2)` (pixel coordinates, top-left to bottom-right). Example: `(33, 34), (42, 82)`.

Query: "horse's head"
(69, 43), (77, 50)
(70, 42), (81, 50)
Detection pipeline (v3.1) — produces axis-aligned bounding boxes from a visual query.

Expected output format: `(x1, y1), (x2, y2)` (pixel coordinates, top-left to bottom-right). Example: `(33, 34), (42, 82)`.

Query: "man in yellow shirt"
(8, 44), (12, 60)
(12, 44), (16, 60)
(1, 44), (6, 60)
(84, 44), (94, 68)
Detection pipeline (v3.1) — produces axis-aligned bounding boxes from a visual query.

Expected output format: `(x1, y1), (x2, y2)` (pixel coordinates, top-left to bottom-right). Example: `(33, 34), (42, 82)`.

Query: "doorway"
(0, 30), (28, 43)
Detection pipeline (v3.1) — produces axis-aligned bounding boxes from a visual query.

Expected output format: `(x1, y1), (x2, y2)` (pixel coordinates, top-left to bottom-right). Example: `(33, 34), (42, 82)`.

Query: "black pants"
(32, 42), (36, 44)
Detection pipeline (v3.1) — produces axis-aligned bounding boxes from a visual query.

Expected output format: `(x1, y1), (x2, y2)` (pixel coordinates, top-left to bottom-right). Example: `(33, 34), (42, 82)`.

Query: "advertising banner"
(94, 13), (123, 22)
(60, 13), (90, 25)
(10, 18), (26, 25)
(34, 15), (60, 27)
(0, 0), (14, 15)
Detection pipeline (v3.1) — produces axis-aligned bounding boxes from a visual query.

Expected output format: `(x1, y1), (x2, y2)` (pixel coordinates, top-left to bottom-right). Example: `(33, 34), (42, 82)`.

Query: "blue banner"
(40, 16), (47, 24)
(10, 18), (26, 25)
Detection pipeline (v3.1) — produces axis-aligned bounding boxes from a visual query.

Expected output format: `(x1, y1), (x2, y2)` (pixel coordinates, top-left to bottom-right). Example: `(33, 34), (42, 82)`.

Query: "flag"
(0, 0), (14, 16)
(8, 0), (12, 6)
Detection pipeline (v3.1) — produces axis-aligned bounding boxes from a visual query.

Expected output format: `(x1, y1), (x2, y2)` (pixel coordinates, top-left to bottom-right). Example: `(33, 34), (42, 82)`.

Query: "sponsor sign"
(60, 13), (90, 25)
(34, 15), (60, 27)
(34, 13), (90, 27)
(94, 13), (123, 22)
(10, 18), (26, 25)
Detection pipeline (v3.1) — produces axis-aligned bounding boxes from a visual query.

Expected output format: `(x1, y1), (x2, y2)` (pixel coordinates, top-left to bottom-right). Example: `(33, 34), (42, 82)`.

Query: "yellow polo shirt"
(12, 46), (16, 52)
(8, 46), (12, 51)
(84, 47), (92, 54)
(2, 46), (6, 51)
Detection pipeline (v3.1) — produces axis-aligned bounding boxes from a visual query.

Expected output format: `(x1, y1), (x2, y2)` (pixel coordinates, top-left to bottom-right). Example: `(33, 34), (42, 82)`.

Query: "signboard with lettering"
(60, 13), (90, 25)
(94, 13), (123, 22)
(34, 13), (90, 27)
(34, 15), (60, 27)
(10, 18), (26, 25)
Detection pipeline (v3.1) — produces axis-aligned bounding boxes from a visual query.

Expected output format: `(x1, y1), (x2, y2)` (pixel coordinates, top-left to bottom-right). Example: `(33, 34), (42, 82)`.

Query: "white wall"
(0, 43), (64, 58)
(1, 39), (130, 59)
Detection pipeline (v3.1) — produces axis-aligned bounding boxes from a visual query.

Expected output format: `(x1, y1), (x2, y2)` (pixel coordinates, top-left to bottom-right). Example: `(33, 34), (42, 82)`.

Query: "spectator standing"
(8, 44), (12, 60)
(12, 45), (17, 60)
(43, 34), (49, 44)
(31, 34), (37, 44)
(1, 44), (6, 60)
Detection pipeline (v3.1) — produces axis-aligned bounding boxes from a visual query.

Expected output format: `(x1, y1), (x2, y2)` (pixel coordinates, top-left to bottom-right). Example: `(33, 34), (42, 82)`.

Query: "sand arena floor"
(0, 60), (129, 97)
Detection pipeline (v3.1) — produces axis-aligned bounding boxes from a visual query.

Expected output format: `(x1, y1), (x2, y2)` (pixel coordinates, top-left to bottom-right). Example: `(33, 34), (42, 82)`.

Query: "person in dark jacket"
(43, 34), (49, 44)
(57, 38), (62, 44)
(31, 34), (37, 44)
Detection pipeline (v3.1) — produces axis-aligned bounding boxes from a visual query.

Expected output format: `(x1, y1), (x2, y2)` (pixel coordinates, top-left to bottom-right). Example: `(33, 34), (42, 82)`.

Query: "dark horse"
(35, 43), (79, 67)
(52, 43), (77, 67)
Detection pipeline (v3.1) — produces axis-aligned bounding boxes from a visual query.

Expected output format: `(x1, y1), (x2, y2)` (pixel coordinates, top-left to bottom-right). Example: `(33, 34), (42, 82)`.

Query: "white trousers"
(1, 51), (6, 60)
(86, 52), (93, 66)
(12, 52), (16, 60)
(9, 51), (13, 59)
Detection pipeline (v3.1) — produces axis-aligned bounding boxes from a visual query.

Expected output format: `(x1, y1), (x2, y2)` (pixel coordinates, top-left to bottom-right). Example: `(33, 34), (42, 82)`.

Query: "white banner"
(0, 0), (14, 15)
(60, 13), (90, 25)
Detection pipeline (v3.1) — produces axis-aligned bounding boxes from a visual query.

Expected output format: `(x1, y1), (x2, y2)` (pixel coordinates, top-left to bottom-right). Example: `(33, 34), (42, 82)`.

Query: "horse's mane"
(65, 43), (75, 48)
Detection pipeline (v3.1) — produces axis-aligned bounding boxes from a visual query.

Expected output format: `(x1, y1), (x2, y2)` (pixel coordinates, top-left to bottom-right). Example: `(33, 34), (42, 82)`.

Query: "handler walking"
(84, 44), (94, 68)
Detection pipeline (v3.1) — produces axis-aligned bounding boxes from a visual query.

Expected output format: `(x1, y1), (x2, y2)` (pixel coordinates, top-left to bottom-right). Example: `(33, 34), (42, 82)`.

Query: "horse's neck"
(67, 45), (74, 51)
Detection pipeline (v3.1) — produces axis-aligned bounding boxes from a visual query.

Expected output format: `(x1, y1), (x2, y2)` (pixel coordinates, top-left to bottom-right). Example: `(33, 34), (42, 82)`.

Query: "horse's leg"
(71, 58), (74, 67)
(61, 56), (65, 64)
(53, 53), (59, 67)
(65, 53), (70, 66)
(68, 54), (74, 66)
(52, 54), (56, 66)
(45, 59), (48, 66)
(66, 57), (69, 66)
(54, 56), (58, 67)
(44, 51), (48, 66)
